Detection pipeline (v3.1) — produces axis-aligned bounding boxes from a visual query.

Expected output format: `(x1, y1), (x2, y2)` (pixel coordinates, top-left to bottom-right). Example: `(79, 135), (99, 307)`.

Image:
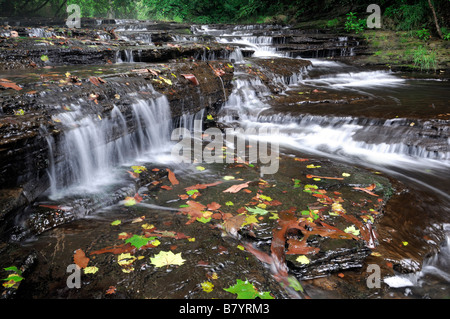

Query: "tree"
(427, 0), (443, 38)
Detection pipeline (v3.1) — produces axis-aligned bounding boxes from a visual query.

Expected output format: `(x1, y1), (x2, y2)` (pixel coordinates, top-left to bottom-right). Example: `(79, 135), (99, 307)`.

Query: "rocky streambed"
(0, 19), (449, 300)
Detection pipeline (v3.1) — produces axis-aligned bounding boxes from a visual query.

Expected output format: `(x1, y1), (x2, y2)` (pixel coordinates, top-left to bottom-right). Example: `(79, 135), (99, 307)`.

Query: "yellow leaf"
(201, 281), (214, 293)
(84, 266), (99, 274)
(296, 255), (310, 264)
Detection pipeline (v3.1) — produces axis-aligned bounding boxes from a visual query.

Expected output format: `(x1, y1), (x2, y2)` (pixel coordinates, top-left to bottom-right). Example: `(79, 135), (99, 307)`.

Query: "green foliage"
(384, 2), (428, 31)
(326, 18), (340, 28)
(411, 46), (437, 70)
(442, 27), (450, 40)
(416, 28), (431, 40)
(344, 12), (366, 34)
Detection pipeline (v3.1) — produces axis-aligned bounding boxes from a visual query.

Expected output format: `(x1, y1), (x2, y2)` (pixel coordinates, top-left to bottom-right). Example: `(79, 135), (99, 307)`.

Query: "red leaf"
(181, 74), (199, 85)
(161, 185), (172, 190)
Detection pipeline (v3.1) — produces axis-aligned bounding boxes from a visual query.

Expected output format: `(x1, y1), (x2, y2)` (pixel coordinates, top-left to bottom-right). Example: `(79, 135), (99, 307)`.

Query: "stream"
(0, 21), (449, 300)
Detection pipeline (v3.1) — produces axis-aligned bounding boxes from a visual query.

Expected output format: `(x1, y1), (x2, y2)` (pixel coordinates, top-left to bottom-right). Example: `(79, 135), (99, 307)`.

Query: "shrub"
(344, 12), (366, 34)
(416, 28), (431, 41)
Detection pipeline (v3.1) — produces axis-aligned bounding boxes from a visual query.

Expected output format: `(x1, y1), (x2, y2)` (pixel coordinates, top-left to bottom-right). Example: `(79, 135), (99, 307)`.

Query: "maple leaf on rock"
(150, 250), (186, 268)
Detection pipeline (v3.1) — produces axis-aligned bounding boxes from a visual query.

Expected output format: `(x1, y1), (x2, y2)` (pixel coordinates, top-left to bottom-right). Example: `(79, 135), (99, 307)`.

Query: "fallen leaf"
(296, 255), (310, 264)
(185, 181), (222, 191)
(207, 202), (221, 211)
(106, 286), (116, 294)
(245, 206), (268, 215)
(167, 168), (179, 185)
(125, 234), (155, 249)
(223, 181), (250, 193)
(84, 266), (99, 274)
(181, 74), (199, 85)
(223, 279), (273, 299)
(111, 220), (121, 226)
(201, 281), (214, 293)
(73, 249), (89, 269)
(150, 250), (186, 268)
(353, 184), (378, 196)
(0, 81), (22, 91)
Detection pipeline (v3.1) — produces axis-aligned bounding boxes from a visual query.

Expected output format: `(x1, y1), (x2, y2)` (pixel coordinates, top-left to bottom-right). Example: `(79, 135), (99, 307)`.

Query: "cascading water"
(214, 28), (450, 199)
(46, 94), (172, 198)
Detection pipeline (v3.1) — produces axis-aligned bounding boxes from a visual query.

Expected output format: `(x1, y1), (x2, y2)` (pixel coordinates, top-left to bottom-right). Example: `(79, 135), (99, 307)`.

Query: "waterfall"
(46, 95), (172, 197)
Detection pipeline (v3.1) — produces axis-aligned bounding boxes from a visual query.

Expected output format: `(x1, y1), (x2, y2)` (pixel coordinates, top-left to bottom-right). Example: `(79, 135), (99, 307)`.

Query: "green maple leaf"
(150, 251), (186, 268)
(223, 279), (273, 299)
(245, 206), (268, 215)
(125, 235), (155, 249)
(196, 216), (211, 223)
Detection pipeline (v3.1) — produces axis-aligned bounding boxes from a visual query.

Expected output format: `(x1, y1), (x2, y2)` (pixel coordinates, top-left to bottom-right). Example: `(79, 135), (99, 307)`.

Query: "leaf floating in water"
(40, 55), (49, 62)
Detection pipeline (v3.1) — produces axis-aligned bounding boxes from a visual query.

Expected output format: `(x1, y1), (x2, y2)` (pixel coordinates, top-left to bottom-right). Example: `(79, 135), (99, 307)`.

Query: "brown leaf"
(223, 181), (250, 193)
(207, 202), (221, 211)
(73, 249), (89, 268)
(90, 243), (134, 255)
(167, 168), (179, 185)
(89, 76), (102, 86)
(181, 74), (199, 85)
(160, 185), (172, 190)
(127, 170), (139, 179)
(184, 181), (222, 191)
(353, 184), (378, 196)
(286, 238), (319, 255)
(0, 81), (22, 91)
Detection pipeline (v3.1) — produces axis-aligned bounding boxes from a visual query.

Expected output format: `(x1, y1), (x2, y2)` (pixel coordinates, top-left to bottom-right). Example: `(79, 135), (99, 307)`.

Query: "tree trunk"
(428, 0), (443, 39)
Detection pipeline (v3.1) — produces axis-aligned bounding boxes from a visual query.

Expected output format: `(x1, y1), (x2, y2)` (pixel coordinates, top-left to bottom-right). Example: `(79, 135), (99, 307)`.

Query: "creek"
(0, 20), (449, 299)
